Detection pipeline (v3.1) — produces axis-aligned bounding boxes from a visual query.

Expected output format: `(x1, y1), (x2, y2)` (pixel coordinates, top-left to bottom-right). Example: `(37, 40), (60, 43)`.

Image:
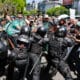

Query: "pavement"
(0, 69), (77, 80)
(52, 72), (64, 80)
(52, 71), (77, 80)
(40, 55), (77, 80)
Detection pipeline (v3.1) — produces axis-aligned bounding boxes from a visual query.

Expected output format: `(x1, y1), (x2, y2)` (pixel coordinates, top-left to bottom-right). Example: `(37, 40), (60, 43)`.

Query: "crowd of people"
(0, 12), (80, 80)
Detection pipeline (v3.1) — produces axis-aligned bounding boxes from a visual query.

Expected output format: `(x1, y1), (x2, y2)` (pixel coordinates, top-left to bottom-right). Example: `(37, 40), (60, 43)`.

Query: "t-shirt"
(43, 22), (49, 30)
(4, 21), (20, 36)
(4, 19), (26, 36)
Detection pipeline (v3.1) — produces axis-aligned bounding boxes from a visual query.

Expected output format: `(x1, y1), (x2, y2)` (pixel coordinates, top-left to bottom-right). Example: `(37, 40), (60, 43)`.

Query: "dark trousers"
(6, 60), (29, 80)
(67, 44), (80, 79)
(51, 58), (73, 80)
(29, 53), (41, 80)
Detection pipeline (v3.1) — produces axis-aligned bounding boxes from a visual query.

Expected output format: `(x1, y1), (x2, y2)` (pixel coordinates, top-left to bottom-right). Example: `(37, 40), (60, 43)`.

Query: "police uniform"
(29, 27), (47, 80)
(47, 27), (73, 80)
(67, 22), (80, 79)
(7, 34), (30, 80)
(29, 33), (42, 80)
(0, 41), (7, 76)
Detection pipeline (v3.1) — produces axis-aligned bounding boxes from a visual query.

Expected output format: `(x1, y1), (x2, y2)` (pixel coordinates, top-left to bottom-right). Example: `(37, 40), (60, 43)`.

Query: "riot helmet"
(20, 26), (30, 36)
(17, 34), (30, 48)
(54, 26), (67, 37)
(36, 27), (47, 37)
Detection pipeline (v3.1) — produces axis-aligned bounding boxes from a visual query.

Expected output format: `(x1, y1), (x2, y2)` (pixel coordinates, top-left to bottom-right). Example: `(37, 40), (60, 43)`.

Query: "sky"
(27, 0), (43, 3)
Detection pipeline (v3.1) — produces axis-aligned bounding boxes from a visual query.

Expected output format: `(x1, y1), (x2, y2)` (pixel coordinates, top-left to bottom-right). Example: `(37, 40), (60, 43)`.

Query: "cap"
(44, 14), (49, 18)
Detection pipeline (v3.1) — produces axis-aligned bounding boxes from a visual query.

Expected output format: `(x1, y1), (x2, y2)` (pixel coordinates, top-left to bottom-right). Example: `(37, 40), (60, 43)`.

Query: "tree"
(23, 9), (38, 16)
(0, 0), (26, 15)
(0, 3), (3, 15)
(46, 8), (53, 16)
(30, 9), (38, 15)
(46, 6), (69, 16)
(13, 0), (26, 13)
(0, 0), (6, 15)
(3, 0), (14, 14)
(23, 10), (31, 16)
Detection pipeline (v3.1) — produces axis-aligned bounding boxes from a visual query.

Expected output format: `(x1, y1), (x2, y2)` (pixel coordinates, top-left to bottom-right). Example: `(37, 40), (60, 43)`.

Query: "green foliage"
(13, 0), (26, 13)
(30, 9), (38, 15)
(23, 9), (38, 16)
(46, 6), (69, 16)
(0, 0), (26, 15)
(23, 10), (31, 16)
(46, 8), (53, 16)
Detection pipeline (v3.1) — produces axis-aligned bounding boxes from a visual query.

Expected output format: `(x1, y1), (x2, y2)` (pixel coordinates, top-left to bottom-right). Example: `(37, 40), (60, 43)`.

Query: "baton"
(29, 51), (43, 75)
(23, 57), (29, 80)
(8, 38), (15, 49)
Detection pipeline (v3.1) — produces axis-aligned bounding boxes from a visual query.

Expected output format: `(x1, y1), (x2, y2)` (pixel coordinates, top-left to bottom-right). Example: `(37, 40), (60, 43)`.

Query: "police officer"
(44, 23), (58, 78)
(0, 39), (8, 76)
(47, 25), (73, 80)
(29, 26), (47, 80)
(67, 21), (80, 79)
(7, 27), (30, 80)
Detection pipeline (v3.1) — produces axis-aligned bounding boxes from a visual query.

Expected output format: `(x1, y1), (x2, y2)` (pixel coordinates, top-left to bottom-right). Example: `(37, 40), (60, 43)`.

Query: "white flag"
(70, 8), (76, 19)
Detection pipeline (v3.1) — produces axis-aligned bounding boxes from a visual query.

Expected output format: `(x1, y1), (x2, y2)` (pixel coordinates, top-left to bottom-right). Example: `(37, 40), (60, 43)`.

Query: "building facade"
(38, 0), (62, 13)
(27, 0), (38, 11)
(73, 0), (80, 14)
(26, 0), (80, 14)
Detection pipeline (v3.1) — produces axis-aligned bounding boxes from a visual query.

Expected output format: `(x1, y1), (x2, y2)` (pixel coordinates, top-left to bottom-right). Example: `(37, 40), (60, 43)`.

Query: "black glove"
(8, 49), (18, 61)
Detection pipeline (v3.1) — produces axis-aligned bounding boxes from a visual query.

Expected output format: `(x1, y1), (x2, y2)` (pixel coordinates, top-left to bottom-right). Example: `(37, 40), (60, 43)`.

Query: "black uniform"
(29, 32), (42, 80)
(67, 34), (80, 79)
(47, 27), (73, 80)
(0, 40), (8, 76)
(0, 31), (8, 76)
(7, 35), (30, 80)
